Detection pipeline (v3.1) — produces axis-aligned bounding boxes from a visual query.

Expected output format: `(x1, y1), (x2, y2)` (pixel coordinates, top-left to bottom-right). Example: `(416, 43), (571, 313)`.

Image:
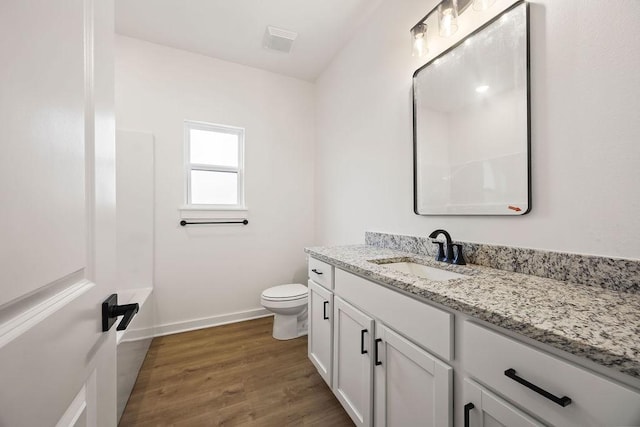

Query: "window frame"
(184, 120), (245, 210)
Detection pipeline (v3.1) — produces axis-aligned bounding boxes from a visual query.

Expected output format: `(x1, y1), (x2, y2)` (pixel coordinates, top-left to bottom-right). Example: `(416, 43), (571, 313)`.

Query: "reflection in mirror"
(413, 2), (530, 215)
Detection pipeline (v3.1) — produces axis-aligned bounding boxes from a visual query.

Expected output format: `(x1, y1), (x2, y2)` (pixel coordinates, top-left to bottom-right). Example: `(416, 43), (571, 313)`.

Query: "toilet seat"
(261, 284), (307, 301)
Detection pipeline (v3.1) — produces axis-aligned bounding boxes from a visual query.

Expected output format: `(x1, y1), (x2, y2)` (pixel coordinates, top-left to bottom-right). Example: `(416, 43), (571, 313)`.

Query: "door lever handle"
(113, 303), (139, 331)
(102, 294), (139, 332)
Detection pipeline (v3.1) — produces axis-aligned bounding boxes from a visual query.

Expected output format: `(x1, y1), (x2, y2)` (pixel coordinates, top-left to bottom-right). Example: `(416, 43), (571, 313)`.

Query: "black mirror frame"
(412, 0), (531, 216)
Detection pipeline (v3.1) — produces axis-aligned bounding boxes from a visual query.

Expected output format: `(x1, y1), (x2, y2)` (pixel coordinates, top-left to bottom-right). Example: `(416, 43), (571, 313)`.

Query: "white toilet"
(260, 283), (308, 340)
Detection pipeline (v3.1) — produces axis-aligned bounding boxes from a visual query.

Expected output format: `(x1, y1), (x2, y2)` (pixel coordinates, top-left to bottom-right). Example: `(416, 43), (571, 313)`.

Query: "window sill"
(179, 205), (249, 221)
(180, 205), (247, 212)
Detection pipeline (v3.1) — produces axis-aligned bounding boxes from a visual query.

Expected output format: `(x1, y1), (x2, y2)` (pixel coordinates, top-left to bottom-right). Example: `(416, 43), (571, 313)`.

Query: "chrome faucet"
(428, 229), (465, 265)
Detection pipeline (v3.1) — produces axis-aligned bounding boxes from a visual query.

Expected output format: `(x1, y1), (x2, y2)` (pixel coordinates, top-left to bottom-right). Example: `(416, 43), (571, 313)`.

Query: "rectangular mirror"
(413, 2), (530, 215)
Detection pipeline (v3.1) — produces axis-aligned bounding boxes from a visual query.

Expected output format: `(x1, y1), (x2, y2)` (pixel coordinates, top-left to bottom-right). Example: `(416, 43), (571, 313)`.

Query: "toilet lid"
(262, 283), (307, 300)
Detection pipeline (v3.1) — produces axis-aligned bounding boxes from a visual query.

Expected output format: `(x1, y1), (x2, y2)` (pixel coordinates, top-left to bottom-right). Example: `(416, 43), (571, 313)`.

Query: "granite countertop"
(305, 245), (640, 380)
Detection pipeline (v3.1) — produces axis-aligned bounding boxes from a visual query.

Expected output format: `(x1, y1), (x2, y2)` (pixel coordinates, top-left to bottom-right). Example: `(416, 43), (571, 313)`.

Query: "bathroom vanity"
(306, 238), (640, 427)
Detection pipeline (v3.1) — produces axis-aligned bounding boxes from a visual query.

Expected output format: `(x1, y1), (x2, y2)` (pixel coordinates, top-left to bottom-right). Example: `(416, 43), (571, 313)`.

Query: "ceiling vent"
(263, 26), (298, 54)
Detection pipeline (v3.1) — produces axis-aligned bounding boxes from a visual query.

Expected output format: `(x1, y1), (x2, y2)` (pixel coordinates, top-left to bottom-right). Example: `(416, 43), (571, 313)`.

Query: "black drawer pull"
(464, 403), (474, 427)
(323, 301), (329, 320)
(311, 268), (323, 275)
(360, 329), (368, 354)
(374, 338), (383, 365)
(504, 368), (572, 407)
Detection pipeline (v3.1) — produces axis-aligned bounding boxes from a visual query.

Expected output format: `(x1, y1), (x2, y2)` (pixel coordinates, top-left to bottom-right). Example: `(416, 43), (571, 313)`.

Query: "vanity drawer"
(334, 268), (453, 361)
(462, 321), (640, 427)
(308, 257), (334, 290)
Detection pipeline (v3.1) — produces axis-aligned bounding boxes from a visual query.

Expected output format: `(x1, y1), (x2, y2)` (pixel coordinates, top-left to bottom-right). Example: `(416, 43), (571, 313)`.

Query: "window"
(185, 121), (244, 208)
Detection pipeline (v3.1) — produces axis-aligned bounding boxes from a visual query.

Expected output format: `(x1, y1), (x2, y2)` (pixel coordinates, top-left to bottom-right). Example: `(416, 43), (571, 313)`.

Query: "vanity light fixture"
(410, 0), (496, 57)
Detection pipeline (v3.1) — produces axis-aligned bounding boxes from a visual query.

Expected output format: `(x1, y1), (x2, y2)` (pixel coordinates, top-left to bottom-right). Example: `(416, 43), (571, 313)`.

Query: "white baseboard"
(120, 328), (155, 343)
(148, 307), (273, 338)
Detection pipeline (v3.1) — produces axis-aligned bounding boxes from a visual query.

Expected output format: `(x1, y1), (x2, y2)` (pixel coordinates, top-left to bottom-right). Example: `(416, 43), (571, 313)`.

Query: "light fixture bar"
(411, 0), (473, 32)
(410, 0), (492, 57)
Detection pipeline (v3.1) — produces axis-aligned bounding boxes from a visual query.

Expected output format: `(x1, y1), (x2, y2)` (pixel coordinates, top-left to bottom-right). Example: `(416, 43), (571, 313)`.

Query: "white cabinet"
(307, 257), (335, 388)
(333, 296), (374, 427)
(308, 257), (640, 427)
(463, 321), (640, 427)
(335, 268), (453, 361)
(463, 378), (544, 427)
(374, 323), (453, 427)
(308, 280), (333, 387)
(308, 257), (334, 289)
(308, 263), (454, 427)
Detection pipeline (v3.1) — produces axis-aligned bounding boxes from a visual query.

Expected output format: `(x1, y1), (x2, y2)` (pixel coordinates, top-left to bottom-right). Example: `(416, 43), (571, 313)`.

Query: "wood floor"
(119, 316), (353, 426)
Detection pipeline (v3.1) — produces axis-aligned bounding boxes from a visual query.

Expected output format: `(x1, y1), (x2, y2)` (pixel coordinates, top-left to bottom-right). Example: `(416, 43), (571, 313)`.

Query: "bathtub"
(116, 287), (154, 422)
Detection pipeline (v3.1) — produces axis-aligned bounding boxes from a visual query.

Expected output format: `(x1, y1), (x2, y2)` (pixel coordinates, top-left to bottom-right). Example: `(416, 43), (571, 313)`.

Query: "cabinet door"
(333, 297), (374, 427)
(463, 379), (544, 427)
(374, 323), (453, 427)
(308, 280), (333, 387)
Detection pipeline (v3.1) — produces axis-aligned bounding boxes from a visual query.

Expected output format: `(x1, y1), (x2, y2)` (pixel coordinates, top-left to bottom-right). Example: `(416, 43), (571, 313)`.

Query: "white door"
(307, 280), (333, 387)
(333, 296), (374, 427)
(0, 0), (117, 425)
(463, 379), (544, 427)
(374, 323), (453, 427)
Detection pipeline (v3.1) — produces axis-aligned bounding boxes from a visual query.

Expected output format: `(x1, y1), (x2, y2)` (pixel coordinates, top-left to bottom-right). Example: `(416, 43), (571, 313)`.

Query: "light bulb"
(413, 37), (427, 57)
(411, 23), (428, 57)
(475, 85), (489, 93)
(438, 0), (459, 37)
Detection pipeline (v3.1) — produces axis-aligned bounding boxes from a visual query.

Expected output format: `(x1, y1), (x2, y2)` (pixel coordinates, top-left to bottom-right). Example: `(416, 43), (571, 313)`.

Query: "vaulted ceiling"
(115, 0), (382, 81)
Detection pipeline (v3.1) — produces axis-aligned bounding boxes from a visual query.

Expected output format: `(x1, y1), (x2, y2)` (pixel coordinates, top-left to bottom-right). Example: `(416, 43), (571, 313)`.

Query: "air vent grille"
(263, 26), (298, 53)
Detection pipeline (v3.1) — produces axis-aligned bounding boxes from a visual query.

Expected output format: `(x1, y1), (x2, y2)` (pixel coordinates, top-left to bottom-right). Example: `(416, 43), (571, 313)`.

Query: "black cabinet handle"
(311, 268), (323, 275)
(464, 403), (474, 427)
(504, 368), (572, 407)
(360, 329), (368, 354)
(374, 338), (383, 365)
(323, 301), (329, 320)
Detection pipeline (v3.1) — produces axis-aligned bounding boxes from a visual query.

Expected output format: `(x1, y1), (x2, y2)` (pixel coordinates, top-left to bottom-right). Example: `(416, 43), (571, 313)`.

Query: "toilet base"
(272, 312), (308, 340)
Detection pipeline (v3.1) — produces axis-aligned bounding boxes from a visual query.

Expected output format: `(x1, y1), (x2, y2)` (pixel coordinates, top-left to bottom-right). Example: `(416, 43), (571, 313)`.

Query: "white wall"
(116, 130), (154, 290)
(115, 36), (315, 331)
(315, 0), (640, 259)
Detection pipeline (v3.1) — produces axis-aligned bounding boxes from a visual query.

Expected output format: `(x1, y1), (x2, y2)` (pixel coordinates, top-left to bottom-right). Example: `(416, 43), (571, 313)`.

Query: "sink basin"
(382, 262), (468, 281)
